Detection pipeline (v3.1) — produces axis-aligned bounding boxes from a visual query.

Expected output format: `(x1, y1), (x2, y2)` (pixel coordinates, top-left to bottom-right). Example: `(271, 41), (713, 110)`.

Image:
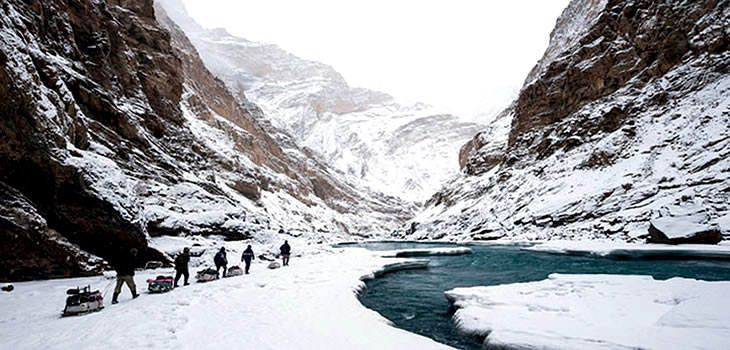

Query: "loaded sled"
(195, 268), (218, 282)
(62, 285), (103, 317)
(226, 265), (243, 277)
(147, 275), (174, 293)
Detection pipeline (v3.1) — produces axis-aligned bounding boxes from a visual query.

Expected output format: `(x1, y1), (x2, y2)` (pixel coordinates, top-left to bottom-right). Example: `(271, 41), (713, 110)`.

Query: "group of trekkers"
(112, 241), (292, 303)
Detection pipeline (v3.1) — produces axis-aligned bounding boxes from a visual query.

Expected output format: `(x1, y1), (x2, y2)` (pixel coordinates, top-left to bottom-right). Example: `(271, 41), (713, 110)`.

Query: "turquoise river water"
(344, 242), (730, 350)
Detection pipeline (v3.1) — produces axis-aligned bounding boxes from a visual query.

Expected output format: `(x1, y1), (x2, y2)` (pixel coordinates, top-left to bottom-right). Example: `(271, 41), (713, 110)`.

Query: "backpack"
(214, 251), (226, 266)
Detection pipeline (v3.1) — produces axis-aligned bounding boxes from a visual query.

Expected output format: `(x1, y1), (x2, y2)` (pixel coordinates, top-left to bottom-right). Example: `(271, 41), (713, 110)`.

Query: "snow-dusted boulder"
(717, 214), (730, 238)
(648, 216), (722, 244)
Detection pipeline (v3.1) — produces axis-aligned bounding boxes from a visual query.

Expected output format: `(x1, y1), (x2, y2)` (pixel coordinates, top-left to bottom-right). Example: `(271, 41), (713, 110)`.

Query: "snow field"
(0, 248), (453, 350)
(446, 274), (730, 350)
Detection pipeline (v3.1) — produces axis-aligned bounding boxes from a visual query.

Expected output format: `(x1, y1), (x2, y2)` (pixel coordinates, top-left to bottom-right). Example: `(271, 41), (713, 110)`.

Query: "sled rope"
(100, 276), (116, 299)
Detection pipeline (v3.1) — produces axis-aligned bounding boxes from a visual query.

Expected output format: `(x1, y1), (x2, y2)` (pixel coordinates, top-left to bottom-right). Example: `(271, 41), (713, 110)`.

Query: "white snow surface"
(650, 215), (716, 239)
(0, 247), (452, 350)
(525, 239), (730, 259)
(446, 274), (730, 350)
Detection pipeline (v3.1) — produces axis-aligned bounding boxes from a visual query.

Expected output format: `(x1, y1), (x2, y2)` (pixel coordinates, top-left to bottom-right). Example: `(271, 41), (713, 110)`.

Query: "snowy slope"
(157, 0), (483, 202)
(412, 0), (730, 242)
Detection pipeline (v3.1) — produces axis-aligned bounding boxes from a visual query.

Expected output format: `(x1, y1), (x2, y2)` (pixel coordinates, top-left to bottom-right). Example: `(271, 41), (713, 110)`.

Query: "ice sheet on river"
(446, 274), (730, 350)
(385, 247), (473, 257)
(525, 240), (730, 259)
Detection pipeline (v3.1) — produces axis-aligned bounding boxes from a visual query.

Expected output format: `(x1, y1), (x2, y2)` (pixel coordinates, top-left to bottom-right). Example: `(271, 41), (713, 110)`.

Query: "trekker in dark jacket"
(214, 247), (228, 278)
(112, 248), (139, 304)
(241, 245), (255, 274)
(280, 240), (291, 266)
(174, 247), (191, 287)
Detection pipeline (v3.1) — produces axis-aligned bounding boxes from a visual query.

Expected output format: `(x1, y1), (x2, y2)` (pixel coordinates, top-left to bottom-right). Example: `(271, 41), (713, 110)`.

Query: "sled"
(195, 268), (219, 282)
(62, 285), (104, 317)
(146, 275), (174, 293)
(226, 265), (244, 277)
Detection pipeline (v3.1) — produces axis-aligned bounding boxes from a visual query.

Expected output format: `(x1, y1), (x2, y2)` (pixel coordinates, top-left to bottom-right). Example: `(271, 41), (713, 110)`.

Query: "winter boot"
(132, 289), (139, 299)
(112, 292), (119, 304)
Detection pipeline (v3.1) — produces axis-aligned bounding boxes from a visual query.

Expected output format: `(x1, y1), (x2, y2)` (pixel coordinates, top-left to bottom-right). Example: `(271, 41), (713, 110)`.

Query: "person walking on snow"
(214, 247), (228, 278)
(174, 247), (190, 287)
(280, 240), (291, 266)
(112, 247), (139, 304)
(241, 245), (255, 274)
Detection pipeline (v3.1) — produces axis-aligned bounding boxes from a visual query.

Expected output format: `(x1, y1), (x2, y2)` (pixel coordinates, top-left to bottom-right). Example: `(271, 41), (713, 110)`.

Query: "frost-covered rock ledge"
(384, 247), (473, 258)
(0, 247), (452, 350)
(526, 240), (730, 260)
(446, 274), (730, 350)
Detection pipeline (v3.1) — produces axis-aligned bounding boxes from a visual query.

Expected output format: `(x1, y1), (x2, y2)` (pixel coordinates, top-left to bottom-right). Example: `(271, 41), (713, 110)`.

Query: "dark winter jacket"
(242, 248), (255, 262)
(175, 252), (190, 270)
(280, 243), (291, 255)
(114, 251), (137, 276)
(214, 251), (227, 266)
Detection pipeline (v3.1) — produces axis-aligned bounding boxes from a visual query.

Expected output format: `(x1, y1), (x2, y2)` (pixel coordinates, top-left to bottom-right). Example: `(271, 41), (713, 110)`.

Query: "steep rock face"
(157, 0), (482, 202)
(416, 0), (730, 242)
(151, 5), (413, 238)
(0, 182), (104, 280)
(0, 0), (408, 280)
(510, 0), (729, 155)
(1, 0), (180, 280)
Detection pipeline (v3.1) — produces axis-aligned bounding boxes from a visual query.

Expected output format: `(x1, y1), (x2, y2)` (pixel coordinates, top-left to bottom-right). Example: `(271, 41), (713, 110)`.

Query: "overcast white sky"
(181, 0), (570, 121)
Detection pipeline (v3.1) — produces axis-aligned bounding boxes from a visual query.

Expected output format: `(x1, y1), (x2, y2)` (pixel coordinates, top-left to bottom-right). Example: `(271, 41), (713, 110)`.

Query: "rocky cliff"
(416, 0), (730, 241)
(157, 0), (483, 202)
(0, 0), (408, 281)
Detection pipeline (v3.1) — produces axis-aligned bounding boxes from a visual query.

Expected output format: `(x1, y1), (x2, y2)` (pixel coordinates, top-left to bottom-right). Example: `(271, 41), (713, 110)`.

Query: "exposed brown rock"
(229, 179), (261, 201)
(0, 0), (182, 280)
(508, 0), (728, 160)
(0, 181), (104, 281)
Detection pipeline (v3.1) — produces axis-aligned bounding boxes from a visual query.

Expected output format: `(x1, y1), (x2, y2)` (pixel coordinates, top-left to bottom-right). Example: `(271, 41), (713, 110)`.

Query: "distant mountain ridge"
(158, 0), (483, 202)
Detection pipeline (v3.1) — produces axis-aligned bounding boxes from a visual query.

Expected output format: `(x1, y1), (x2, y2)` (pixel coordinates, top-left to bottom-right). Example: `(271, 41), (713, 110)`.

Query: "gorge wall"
(416, 0), (730, 241)
(0, 0), (408, 281)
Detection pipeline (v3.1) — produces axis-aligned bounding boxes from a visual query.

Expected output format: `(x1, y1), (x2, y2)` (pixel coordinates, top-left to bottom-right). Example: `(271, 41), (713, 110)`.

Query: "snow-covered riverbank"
(525, 240), (730, 259)
(0, 248), (452, 350)
(447, 274), (730, 350)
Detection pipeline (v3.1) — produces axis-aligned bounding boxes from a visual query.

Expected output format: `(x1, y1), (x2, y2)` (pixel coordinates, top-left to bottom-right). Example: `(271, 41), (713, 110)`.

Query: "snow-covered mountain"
(412, 0), (730, 241)
(0, 0), (411, 281)
(158, 0), (483, 202)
